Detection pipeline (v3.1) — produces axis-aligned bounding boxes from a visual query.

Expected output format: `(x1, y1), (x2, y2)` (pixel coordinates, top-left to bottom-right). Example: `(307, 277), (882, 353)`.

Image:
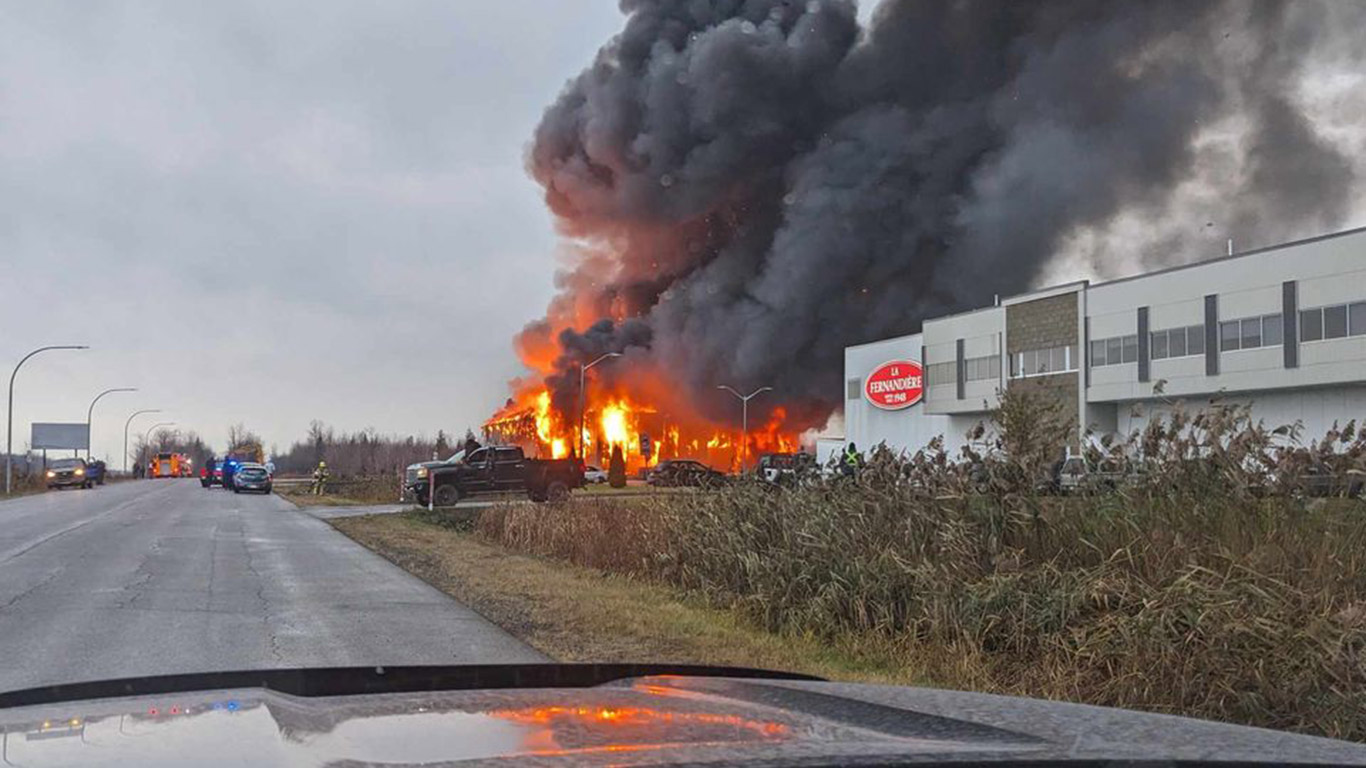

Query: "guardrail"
(270, 477), (391, 487)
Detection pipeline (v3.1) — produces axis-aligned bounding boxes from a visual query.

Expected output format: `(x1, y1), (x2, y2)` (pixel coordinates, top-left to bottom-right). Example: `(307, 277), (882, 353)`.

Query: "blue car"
(84, 460), (107, 486)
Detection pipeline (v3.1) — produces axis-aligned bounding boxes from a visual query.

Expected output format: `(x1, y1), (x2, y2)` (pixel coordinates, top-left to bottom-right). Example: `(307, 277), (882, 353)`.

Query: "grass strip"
(331, 511), (922, 685)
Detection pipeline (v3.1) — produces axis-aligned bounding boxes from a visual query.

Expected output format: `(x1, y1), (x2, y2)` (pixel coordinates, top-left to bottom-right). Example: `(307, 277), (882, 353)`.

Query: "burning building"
(490, 1), (1363, 469)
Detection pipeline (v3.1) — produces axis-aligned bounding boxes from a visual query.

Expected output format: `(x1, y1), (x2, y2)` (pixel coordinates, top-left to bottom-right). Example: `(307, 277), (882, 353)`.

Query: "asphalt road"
(0, 479), (545, 693)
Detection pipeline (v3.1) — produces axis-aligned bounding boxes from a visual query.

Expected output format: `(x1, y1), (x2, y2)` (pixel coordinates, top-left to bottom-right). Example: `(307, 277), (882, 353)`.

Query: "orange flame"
(488, 375), (799, 471)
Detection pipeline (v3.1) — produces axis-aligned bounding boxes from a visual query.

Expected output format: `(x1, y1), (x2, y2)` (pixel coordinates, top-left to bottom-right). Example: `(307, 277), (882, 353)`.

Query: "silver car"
(231, 463), (273, 494)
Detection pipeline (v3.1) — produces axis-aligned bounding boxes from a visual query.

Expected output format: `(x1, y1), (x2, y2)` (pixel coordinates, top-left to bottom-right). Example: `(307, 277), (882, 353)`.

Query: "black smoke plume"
(519, 0), (1362, 431)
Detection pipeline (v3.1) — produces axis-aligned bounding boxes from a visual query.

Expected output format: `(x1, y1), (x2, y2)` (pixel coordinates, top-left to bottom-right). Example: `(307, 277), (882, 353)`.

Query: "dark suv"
(47, 458), (93, 490)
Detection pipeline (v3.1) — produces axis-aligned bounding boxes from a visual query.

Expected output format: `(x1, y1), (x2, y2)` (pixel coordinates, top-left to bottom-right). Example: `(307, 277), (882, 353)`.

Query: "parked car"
(200, 460), (223, 488)
(756, 452), (816, 486)
(413, 446), (585, 506)
(1056, 456), (1135, 494)
(648, 459), (727, 488)
(85, 459), (108, 486)
(1279, 463), (1366, 498)
(46, 458), (92, 490)
(230, 463), (273, 494)
(583, 465), (608, 484)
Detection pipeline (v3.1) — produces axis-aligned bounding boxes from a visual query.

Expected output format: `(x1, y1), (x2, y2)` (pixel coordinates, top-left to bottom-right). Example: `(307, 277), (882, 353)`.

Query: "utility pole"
(716, 385), (773, 471)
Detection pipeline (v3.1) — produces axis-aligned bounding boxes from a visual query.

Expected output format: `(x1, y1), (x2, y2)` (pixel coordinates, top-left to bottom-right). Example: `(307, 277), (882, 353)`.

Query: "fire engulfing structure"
(492, 0), (1364, 467)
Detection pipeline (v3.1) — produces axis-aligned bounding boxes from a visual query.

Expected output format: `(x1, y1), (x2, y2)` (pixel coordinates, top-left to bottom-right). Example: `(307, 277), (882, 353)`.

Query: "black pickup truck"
(409, 445), (584, 506)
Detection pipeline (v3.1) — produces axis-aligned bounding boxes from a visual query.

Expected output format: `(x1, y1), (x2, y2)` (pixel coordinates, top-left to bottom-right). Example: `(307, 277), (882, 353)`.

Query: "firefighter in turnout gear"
(311, 461), (330, 496)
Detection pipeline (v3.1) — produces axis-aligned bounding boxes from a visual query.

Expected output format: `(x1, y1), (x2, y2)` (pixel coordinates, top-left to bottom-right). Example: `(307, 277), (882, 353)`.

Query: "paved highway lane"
(0, 479), (545, 692)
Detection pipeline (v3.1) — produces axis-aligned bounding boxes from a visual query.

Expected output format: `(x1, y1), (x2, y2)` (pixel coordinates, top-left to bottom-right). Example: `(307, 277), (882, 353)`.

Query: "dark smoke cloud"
(523, 0), (1360, 430)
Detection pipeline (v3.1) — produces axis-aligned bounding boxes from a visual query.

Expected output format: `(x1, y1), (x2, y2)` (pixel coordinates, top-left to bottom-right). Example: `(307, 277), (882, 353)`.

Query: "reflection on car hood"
(406, 459), (453, 472)
(1, 673), (1363, 766)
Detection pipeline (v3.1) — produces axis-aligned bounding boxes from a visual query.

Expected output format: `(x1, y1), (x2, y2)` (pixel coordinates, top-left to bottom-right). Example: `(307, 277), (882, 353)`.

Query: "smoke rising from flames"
(509, 0), (1364, 444)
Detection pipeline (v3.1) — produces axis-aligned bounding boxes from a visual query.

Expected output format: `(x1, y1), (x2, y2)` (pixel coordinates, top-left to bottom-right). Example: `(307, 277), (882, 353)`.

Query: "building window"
(1299, 301), (1366, 343)
(1151, 330), (1169, 360)
(1221, 314), (1281, 352)
(1012, 345), (1076, 378)
(963, 355), (1000, 382)
(1351, 302), (1366, 336)
(1149, 325), (1204, 361)
(1324, 304), (1348, 339)
(1220, 321), (1241, 351)
(1169, 327), (1187, 357)
(1092, 334), (1138, 367)
(1301, 308), (1323, 342)
(1256, 312), (1278, 345)
(926, 362), (956, 389)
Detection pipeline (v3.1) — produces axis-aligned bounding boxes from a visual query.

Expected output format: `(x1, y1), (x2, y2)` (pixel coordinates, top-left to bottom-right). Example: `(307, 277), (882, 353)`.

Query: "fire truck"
(150, 452), (192, 478)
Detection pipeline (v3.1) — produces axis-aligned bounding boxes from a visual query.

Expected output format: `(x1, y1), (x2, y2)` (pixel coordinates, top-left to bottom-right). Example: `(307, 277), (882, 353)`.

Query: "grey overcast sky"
(5, 2), (1359, 463)
(0, 1), (652, 461)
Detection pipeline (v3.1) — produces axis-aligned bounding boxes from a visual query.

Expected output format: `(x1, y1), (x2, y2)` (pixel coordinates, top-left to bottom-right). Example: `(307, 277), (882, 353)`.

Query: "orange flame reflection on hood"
(487, 703), (790, 756)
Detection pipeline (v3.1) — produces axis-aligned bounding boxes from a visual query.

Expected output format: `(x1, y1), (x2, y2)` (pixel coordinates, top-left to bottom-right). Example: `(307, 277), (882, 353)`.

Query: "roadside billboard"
(31, 423), (90, 450)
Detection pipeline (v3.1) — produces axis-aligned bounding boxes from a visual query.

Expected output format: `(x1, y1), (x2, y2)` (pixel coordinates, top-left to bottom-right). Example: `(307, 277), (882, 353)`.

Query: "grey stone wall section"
(1009, 373), (1080, 452)
(1006, 292), (1081, 452)
(1006, 293), (1079, 354)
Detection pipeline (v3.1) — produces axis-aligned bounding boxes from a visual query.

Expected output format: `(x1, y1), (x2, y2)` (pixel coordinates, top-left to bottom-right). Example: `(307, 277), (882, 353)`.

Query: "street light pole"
(86, 388), (137, 461)
(6, 345), (89, 494)
(123, 409), (162, 474)
(144, 422), (176, 448)
(140, 422), (176, 474)
(578, 352), (623, 460)
(716, 385), (773, 471)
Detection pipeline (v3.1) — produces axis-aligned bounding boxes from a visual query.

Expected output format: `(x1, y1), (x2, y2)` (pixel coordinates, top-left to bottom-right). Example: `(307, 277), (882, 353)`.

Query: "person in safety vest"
(842, 442), (862, 477)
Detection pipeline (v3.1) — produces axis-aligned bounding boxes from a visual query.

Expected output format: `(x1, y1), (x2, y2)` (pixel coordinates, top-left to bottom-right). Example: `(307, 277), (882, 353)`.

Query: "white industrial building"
(842, 226), (1366, 456)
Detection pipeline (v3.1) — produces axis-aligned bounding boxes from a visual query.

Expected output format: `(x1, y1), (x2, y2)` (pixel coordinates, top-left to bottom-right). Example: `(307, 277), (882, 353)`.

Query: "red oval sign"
(864, 360), (924, 410)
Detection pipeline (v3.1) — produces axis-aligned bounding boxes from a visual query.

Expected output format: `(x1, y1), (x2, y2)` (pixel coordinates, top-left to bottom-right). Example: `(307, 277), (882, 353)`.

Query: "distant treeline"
(268, 421), (476, 477)
(132, 429), (214, 472)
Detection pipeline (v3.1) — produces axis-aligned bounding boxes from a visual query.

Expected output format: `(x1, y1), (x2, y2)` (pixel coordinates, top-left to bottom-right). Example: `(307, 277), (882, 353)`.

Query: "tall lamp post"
(578, 352), (623, 460)
(716, 385), (773, 471)
(86, 387), (137, 461)
(123, 409), (162, 474)
(141, 422), (176, 478)
(6, 344), (89, 494)
(144, 422), (176, 449)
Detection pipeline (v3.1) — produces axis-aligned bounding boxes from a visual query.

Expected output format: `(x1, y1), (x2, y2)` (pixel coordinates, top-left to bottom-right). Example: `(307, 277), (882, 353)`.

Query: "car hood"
(406, 460), (453, 472)
(0, 666), (1362, 767)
